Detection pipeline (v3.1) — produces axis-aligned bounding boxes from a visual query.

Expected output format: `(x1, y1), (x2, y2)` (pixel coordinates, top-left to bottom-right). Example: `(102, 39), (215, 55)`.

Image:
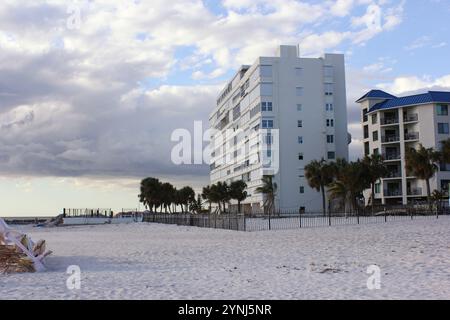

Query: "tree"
(179, 186), (196, 212)
(362, 154), (388, 213)
(431, 190), (445, 214)
(229, 180), (248, 213)
(305, 159), (334, 216)
(405, 145), (439, 210)
(160, 182), (175, 213)
(138, 177), (162, 212)
(328, 159), (369, 215)
(201, 185), (213, 213)
(255, 176), (277, 214)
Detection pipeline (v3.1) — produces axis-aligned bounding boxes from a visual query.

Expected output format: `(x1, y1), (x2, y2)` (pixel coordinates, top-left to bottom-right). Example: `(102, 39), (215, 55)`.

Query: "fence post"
(328, 212), (331, 227)
(384, 208), (387, 223)
(357, 210), (360, 225)
(268, 213), (271, 231)
(410, 207), (413, 220)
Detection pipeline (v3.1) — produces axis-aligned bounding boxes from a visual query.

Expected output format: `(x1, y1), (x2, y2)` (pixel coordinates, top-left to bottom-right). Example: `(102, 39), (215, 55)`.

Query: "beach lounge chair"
(0, 218), (51, 272)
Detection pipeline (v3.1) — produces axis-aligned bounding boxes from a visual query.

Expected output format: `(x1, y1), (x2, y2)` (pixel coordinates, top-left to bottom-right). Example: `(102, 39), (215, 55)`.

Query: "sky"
(1, 0), (450, 216)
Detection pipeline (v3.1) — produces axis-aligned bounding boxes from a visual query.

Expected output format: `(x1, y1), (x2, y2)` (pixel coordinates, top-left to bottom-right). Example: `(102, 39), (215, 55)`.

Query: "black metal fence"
(144, 208), (449, 232)
(144, 213), (246, 231)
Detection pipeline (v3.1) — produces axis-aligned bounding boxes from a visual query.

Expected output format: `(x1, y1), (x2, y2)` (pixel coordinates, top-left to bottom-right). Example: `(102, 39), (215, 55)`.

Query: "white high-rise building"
(357, 90), (450, 205)
(209, 45), (350, 213)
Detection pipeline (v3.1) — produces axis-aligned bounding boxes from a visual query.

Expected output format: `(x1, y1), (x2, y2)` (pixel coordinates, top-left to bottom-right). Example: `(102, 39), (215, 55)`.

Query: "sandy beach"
(1, 218), (449, 300)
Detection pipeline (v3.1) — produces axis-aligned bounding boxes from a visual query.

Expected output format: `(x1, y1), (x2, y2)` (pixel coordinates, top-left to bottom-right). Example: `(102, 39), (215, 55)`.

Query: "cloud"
(0, 0), (406, 185)
(377, 74), (450, 95)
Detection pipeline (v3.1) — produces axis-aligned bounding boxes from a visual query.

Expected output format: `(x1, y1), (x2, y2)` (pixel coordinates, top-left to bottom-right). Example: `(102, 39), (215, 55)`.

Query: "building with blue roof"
(357, 90), (450, 205)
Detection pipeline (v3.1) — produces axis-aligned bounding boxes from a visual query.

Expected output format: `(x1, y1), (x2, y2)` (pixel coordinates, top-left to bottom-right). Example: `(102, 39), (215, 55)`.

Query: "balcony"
(384, 189), (403, 197)
(407, 188), (423, 196)
(385, 171), (402, 179)
(405, 132), (420, 141)
(381, 118), (399, 125)
(384, 153), (401, 161)
(404, 114), (419, 123)
(382, 135), (400, 143)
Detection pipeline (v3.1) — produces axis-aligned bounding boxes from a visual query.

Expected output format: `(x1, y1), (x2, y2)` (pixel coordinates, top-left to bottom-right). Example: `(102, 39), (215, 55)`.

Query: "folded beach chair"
(0, 218), (51, 272)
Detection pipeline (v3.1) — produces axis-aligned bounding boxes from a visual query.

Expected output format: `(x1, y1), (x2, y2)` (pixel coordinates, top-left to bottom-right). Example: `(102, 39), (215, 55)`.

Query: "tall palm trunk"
(426, 178), (432, 212)
(320, 184), (326, 217)
(371, 183), (375, 214)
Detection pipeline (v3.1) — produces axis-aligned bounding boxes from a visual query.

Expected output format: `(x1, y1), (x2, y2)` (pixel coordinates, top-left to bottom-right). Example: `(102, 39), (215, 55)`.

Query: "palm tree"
(255, 176), (278, 214)
(328, 160), (369, 215)
(305, 159), (334, 216)
(229, 180), (248, 213)
(201, 185), (213, 213)
(362, 154), (388, 213)
(405, 145), (439, 210)
(138, 177), (162, 212)
(431, 190), (445, 214)
(179, 186), (196, 213)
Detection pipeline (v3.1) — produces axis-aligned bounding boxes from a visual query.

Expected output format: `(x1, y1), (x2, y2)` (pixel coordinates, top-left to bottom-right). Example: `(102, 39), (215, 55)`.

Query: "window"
(262, 119), (274, 128)
(298, 136), (303, 144)
(325, 83), (333, 95)
(375, 183), (381, 194)
(363, 109), (368, 122)
(326, 103), (334, 111)
(298, 120), (303, 128)
(374, 148), (379, 155)
(327, 135), (334, 143)
(364, 142), (370, 156)
(267, 102), (273, 111)
(296, 87), (304, 96)
(364, 125), (369, 139)
(261, 102), (267, 111)
(437, 104), (448, 116)
(265, 134), (272, 145)
(372, 114), (378, 124)
(373, 131), (379, 141)
(267, 150), (272, 157)
(438, 123), (450, 134)
(324, 66), (334, 77)
(295, 68), (303, 76)
(326, 119), (334, 127)
(328, 152), (335, 160)
(260, 65), (273, 77)
(297, 104), (303, 111)
(300, 186), (305, 194)
(298, 153), (304, 160)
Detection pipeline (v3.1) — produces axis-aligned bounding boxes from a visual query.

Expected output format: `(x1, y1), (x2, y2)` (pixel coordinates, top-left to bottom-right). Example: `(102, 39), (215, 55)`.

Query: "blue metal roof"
(356, 90), (397, 102)
(368, 91), (450, 113)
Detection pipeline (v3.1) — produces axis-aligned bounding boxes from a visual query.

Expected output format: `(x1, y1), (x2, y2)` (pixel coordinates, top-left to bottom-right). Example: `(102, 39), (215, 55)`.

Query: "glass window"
(372, 114), (378, 124)
(260, 65), (273, 77)
(326, 103), (333, 111)
(327, 135), (334, 143)
(300, 186), (305, 194)
(373, 131), (379, 141)
(298, 136), (303, 144)
(297, 104), (302, 111)
(375, 183), (381, 194)
(325, 83), (333, 95)
(437, 104), (449, 116)
(267, 102), (273, 111)
(328, 152), (335, 160)
(326, 119), (334, 127)
(299, 153), (304, 160)
(296, 87), (304, 96)
(262, 119), (274, 128)
(438, 123), (449, 134)
(298, 120), (303, 128)
(261, 102), (267, 111)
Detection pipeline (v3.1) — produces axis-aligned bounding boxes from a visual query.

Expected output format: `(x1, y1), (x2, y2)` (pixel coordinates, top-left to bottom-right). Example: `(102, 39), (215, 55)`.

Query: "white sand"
(1, 217), (449, 300)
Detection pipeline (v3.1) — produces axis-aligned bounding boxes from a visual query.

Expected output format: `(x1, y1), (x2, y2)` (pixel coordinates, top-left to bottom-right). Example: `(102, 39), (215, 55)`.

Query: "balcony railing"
(404, 114), (419, 123)
(407, 188), (423, 196)
(385, 171), (402, 178)
(380, 118), (399, 125)
(384, 153), (401, 161)
(405, 132), (420, 141)
(382, 135), (400, 143)
(384, 189), (403, 197)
